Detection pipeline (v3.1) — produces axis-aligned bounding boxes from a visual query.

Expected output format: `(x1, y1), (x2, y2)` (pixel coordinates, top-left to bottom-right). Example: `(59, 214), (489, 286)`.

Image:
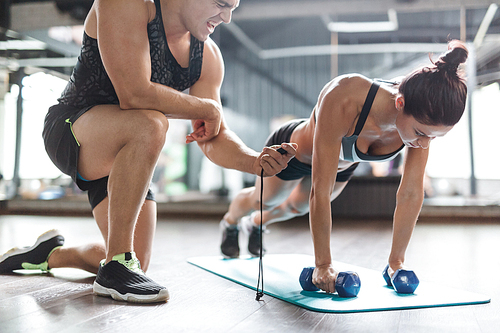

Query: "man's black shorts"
(42, 103), (154, 209)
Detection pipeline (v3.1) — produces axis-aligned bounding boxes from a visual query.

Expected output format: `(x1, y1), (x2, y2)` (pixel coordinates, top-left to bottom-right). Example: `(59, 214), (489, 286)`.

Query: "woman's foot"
(220, 219), (240, 258)
(241, 214), (266, 257)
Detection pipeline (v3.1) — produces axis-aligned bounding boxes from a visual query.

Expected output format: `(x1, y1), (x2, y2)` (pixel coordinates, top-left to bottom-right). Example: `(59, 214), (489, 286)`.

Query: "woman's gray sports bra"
(339, 81), (404, 163)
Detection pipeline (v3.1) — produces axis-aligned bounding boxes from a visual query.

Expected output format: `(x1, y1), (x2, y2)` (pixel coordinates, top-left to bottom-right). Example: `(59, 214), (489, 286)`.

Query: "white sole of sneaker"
(93, 282), (170, 303)
(0, 229), (62, 262)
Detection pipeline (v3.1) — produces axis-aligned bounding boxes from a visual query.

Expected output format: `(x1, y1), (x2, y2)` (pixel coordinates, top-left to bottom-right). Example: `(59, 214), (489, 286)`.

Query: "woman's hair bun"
(399, 39), (468, 126)
(434, 40), (468, 74)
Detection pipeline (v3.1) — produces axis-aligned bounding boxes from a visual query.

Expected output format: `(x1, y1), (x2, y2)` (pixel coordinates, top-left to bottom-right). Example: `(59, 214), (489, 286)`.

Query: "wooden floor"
(0, 214), (499, 333)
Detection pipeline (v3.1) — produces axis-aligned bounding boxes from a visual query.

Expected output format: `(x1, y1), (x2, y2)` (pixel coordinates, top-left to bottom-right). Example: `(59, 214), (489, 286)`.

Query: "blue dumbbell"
(299, 267), (361, 298)
(382, 264), (419, 294)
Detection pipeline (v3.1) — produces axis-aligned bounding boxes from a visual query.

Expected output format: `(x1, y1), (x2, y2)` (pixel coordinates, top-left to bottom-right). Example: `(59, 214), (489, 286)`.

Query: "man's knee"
(136, 111), (170, 153)
(143, 111), (169, 138)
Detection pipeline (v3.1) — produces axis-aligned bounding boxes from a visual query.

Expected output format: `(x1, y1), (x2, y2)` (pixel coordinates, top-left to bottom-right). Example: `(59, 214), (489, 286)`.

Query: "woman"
(220, 40), (468, 293)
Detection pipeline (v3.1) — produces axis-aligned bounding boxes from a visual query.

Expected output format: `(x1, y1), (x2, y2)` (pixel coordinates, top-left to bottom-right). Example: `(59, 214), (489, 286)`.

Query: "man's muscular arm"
(90, 0), (222, 141)
(187, 38), (296, 176)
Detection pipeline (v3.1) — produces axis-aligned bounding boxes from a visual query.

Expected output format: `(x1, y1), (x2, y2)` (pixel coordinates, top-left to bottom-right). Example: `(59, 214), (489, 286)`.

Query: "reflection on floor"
(0, 215), (498, 332)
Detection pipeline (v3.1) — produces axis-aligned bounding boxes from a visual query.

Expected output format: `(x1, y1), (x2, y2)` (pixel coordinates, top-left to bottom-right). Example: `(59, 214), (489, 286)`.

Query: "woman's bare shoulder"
(319, 74), (372, 108)
(335, 73), (372, 89)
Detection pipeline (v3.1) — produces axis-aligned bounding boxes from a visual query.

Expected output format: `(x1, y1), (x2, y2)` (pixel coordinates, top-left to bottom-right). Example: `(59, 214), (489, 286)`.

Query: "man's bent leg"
(73, 107), (168, 261)
(73, 106), (169, 303)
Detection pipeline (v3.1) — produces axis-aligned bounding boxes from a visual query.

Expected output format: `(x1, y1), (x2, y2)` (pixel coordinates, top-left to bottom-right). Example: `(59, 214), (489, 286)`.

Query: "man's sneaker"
(220, 219), (240, 258)
(0, 229), (64, 273)
(241, 215), (266, 257)
(93, 252), (169, 303)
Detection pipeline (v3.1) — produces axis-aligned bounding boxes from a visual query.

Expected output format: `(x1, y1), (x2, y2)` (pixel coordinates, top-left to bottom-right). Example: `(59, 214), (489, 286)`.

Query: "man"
(0, 0), (296, 303)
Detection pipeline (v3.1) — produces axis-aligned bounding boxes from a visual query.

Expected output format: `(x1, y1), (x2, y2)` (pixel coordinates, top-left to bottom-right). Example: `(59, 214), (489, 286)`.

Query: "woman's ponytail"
(399, 40), (469, 126)
(434, 40), (468, 76)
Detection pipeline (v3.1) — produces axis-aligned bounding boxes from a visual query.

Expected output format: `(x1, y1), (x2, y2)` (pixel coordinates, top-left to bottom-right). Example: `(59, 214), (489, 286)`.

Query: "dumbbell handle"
(299, 267), (361, 298)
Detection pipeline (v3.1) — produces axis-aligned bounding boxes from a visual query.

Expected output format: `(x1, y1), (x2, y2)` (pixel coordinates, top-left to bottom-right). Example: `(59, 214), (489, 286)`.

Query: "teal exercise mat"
(187, 254), (490, 313)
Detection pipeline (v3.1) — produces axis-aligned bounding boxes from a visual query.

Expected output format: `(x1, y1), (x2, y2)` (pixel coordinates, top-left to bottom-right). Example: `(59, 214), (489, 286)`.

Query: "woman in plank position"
(220, 40), (468, 293)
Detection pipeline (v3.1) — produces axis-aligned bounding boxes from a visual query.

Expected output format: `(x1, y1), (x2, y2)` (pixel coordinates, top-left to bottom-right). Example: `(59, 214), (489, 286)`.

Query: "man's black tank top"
(58, 0), (204, 108)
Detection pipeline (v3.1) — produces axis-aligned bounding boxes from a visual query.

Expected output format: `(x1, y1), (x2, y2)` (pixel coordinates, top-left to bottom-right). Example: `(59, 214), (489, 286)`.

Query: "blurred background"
(0, 0), (499, 219)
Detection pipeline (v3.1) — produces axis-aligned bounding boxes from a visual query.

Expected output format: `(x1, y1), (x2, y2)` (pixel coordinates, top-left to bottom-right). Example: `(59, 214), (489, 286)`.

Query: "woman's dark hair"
(399, 40), (468, 126)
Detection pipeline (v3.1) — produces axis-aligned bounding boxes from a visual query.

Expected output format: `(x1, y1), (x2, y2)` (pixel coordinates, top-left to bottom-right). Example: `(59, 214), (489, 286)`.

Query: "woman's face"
(182, 0), (239, 41)
(395, 104), (453, 149)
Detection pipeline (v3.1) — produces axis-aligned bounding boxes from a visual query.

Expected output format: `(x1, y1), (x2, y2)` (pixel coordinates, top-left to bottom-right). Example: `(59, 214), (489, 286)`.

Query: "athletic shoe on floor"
(93, 252), (169, 303)
(0, 229), (64, 273)
(220, 219), (240, 258)
(241, 214), (266, 257)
